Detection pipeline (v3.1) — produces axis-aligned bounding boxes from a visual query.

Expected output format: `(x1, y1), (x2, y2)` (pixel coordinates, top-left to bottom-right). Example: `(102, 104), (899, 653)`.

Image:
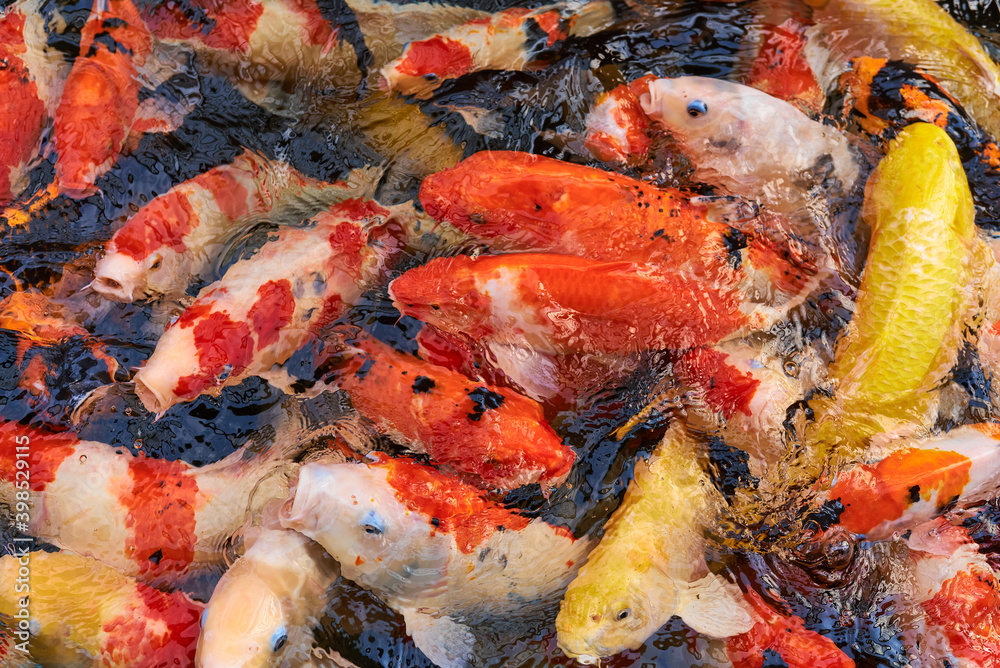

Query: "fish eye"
(615, 608), (631, 621)
(149, 255), (162, 271)
(423, 73), (440, 83)
(686, 100), (708, 118)
(361, 509), (385, 536)
(271, 628), (288, 652)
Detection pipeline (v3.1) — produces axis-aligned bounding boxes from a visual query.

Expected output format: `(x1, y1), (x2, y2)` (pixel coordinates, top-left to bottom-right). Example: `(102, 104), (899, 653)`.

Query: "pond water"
(2, 0), (1000, 665)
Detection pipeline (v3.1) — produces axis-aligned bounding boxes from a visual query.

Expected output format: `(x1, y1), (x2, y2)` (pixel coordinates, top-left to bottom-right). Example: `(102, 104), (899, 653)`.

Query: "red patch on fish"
(922, 567), (1000, 666)
(0, 422), (78, 492)
(746, 18), (824, 116)
(397, 36), (474, 80)
(247, 280), (295, 349)
(527, 10), (566, 46)
(286, 0), (339, 48)
(143, 0), (263, 54)
(100, 582), (202, 667)
(0, 9), (46, 206)
(197, 167), (252, 222)
(674, 347), (760, 419)
(378, 454), (531, 553)
(119, 456), (198, 578)
(111, 191), (198, 260)
(830, 448), (972, 534)
(173, 310), (254, 399)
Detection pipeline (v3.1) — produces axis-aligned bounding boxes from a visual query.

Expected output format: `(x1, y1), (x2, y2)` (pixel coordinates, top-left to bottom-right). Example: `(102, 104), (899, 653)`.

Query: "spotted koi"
(841, 57), (1000, 229)
(0, 550), (202, 667)
(324, 333), (574, 490)
(133, 198), (400, 415)
(378, 0), (614, 99)
(93, 150), (372, 302)
(0, 420), (303, 583)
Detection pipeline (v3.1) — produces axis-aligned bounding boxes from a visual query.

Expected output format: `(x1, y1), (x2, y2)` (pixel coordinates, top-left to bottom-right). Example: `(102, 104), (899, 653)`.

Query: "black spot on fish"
(412, 376), (435, 394)
(467, 387), (505, 421)
(909, 485), (921, 504)
(86, 30), (130, 58)
(805, 499), (845, 531)
(706, 435), (757, 501)
(431, 517), (440, 527)
(354, 356), (375, 382)
(652, 229), (665, 238)
(722, 227), (747, 270)
(478, 547), (490, 561)
(534, 203), (542, 212)
(148, 549), (163, 565)
(468, 213), (487, 225)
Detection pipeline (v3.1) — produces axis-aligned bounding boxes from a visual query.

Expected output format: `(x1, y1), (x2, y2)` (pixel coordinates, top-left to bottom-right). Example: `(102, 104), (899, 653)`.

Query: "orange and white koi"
(0, 550), (202, 667)
(726, 589), (856, 668)
(197, 525), (340, 668)
(141, 0), (362, 111)
(321, 333), (573, 490)
(905, 520), (1000, 668)
(378, 0), (614, 99)
(0, 419), (302, 584)
(93, 151), (374, 302)
(640, 76), (859, 211)
(418, 150), (751, 278)
(51, 0), (155, 200)
(389, 251), (812, 358)
(0, 0), (66, 207)
(133, 199), (400, 415)
(583, 75), (654, 165)
(804, 424), (1000, 542)
(281, 455), (591, 668)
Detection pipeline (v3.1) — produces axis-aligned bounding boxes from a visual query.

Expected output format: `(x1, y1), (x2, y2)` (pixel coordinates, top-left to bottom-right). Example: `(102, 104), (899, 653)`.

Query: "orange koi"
(583, 75), (654, 165)
(93, 150), (370, 302)
(0, 550), (203, 668)
(325, 333), (574, 490)
(52, 0), (153, 199)
(133, 199), (400, 415)
(389, 252), (805, 357)
(727, 589), (855, 668)
(0, 420), (303, 584)
(378, 0), (613, 99)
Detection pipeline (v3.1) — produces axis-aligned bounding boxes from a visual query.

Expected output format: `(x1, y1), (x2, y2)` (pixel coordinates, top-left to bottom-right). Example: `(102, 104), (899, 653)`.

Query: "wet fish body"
(0, 420), (301, 583)
(641, 76), (859, 210)
(583, 76), (654, 165)
(93, 151), (372, 302)
(281, 456), (591, 668)
(379, 1), (614, 99)
(133, 199), (399, 415)
(327, 334), (574, 490)
(0, 550), (202, 667)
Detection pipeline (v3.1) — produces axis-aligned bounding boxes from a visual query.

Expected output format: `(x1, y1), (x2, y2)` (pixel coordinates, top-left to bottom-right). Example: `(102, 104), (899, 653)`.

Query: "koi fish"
(323, 333), (574, 490)
(583, 75), (654, 165)
(801, 424), (1000, 542)
(92, 151), (376, 302)
(557, 423), (755, 663)
(742, 15), (824, 117)
(640, 76), (859, 211)
(141, 0), (362, 114)
(389, 251), (806, 358)
(197, 525), (340, 668)
(802, 0), (1000, 142)
(801, 123), (979, 474)
(841, 57), (1000, 229)
(0, 550), (202, 667)
(905, 520), (1000, 667)
(378, 0), (614, 99)
(133, 198), (400, 415)
(0, 418), (304, 584)
(280, 455), (592, 668)
(0, 0), (66, 207)
(418, 150), (751, 277)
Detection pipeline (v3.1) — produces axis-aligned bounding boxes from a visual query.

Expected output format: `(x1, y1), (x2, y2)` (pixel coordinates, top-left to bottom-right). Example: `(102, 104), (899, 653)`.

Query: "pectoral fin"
(401, 609), (477, 668)
(676, 574), (755, 639)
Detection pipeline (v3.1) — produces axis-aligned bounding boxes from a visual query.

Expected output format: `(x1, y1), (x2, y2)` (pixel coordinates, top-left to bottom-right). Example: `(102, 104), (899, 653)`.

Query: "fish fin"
(130, 94), (193, 135)
(402, 609), (477, 668)
(676, 574), (755, 638)
(565, 0), (615, 38)
(954, 40), (1000, 97)
(486, 341), (560, 401)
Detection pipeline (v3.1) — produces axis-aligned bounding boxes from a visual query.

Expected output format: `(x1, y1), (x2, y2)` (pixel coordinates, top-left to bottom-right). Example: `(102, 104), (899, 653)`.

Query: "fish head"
(388, 257), (492, 338)
(281, 461), (451, 594)
(556, 565), (667, 661)
(640, 76), (749, 156)
(196, 567), (291, 668)
(379, 36), (475, 100)
(92, 251), (148, 302)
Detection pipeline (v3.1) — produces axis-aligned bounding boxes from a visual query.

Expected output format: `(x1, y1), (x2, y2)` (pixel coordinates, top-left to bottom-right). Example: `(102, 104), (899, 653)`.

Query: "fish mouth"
(92, 253), (143, 302)
(133, 375), (170, 417)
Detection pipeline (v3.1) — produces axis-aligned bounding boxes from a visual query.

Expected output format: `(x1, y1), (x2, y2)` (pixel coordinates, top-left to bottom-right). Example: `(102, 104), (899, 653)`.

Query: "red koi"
(328, 334), (573, 490)
(727, 589), (856, 668)
(583, 75), (655, 165)
(133, 199), (400, 415)
(389, 252), (788, 356)
(52, 0), (153, 199)
(378, 1), (613, 99)
(0, 420), (303, 583)
(93, 150), (365, 302)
